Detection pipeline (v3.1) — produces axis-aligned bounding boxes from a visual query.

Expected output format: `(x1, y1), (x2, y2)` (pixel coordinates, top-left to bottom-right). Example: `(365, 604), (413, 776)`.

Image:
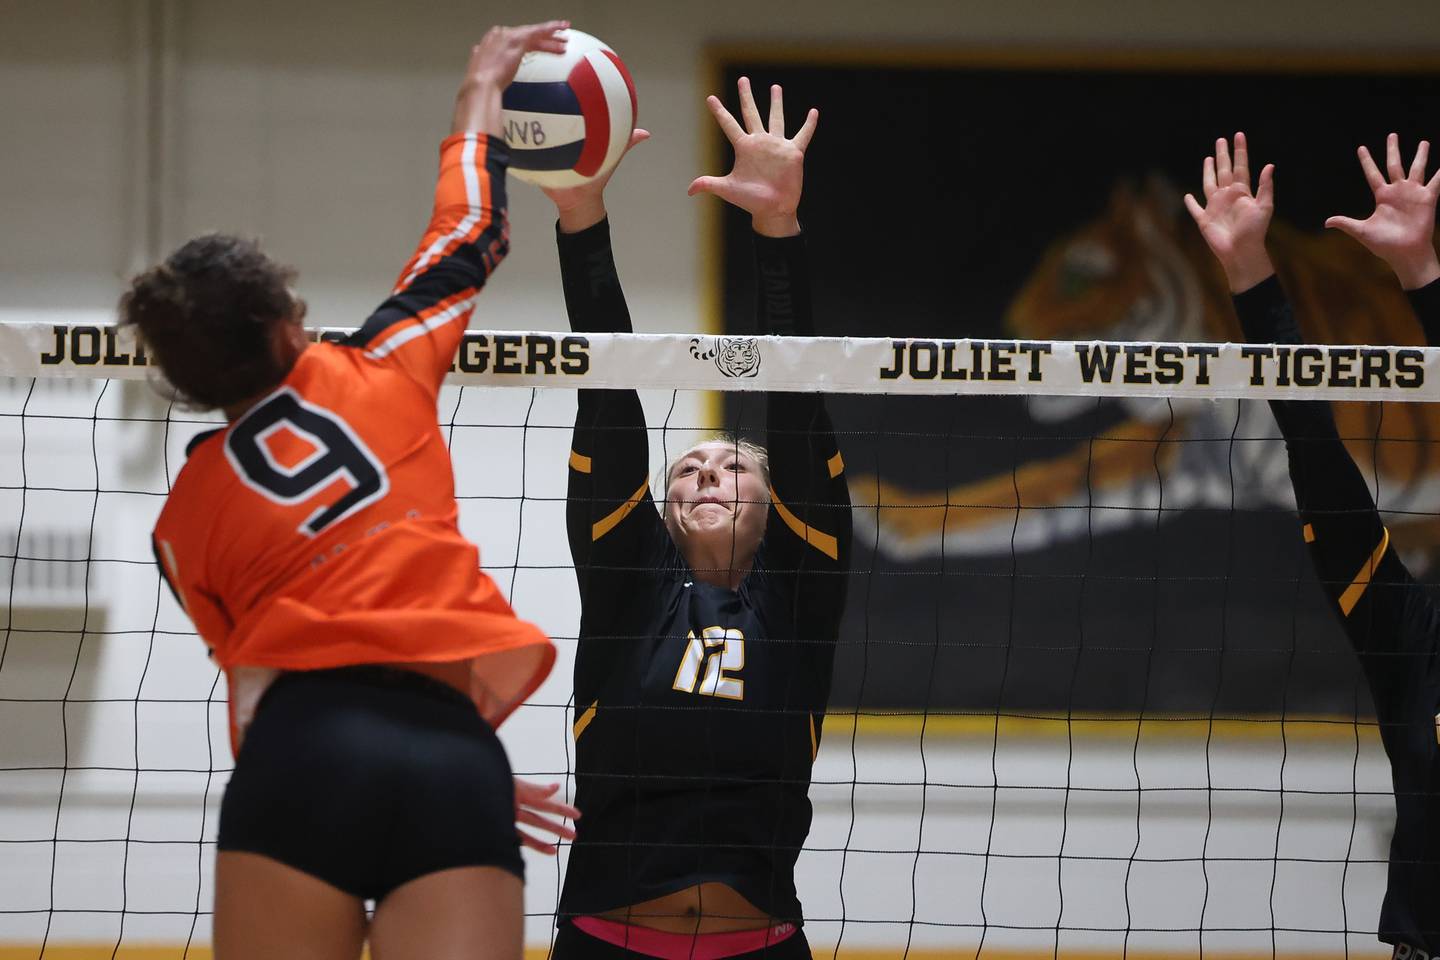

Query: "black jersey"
(1236, 276), (1440, 951)
(555, 219), (851, 923)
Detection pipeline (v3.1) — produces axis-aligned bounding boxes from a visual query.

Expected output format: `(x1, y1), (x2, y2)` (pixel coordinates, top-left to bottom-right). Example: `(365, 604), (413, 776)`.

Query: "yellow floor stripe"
(1302, 522), (1315, 543)
(1338, 527), (1390, 616)
(826, 711), (1383, 744)
(569, 449), (592, 473)
(827, 450), (845, 478)
(591, 479), (649, 541)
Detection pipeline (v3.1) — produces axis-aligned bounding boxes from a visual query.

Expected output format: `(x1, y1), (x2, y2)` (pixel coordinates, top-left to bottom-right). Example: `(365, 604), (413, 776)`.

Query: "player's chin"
(685, 511), (731, 534)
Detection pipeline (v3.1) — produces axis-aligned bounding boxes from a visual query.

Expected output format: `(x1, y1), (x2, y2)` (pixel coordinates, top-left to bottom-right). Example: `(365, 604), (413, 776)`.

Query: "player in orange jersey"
(121, 23), (571, 960)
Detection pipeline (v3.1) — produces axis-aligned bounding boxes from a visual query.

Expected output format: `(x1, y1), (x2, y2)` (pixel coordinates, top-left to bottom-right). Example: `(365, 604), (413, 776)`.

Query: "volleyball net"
(2, 320), (1429, 958)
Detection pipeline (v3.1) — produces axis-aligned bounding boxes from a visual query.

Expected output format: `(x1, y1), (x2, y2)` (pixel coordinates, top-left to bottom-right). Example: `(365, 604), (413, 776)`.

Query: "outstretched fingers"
(1358, 144), (1386, 191)
(1386, 132), (1406, 182)
(793, 107), (819, 151)
(1202, 155), (1217, 200)
(1324, 214), (1364, 239)
(706, 94), (745, 144)
(687, 174), (726, 198)
(1183, 192), (1206, 226)
(768, 84), (785, 136)
(518, 20), (569, 54)
(1215, 137), (1233, 188)
(737, 76), (764, 134)
(1256, 163), (1275, 209)
(1409, 139), (1431, 183)
(1232, 132), (1251, 191)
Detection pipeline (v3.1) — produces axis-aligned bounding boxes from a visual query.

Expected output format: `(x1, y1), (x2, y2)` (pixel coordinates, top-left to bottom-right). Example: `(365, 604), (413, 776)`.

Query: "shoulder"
(185, 427), (224, 459)
(157, 428), (234, 545)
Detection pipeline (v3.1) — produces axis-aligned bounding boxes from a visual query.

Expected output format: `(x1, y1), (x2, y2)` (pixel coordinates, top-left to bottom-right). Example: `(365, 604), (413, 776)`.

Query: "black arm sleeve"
(1235, 276), (1436, 720)
(1406, 276), (1440, 346)
(757, 233), (852, 622)
(560, 219), (663, 626)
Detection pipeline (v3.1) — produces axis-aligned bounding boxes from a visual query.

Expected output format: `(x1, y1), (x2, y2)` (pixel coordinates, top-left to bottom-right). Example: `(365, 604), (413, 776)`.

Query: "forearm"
(451, 79), (504, 138)
(1234, 277), (1384, 549)
(557, 218), (633, 334)
(754, 232), (812, 337)
(1407, 276), (1440, 345)
(572, 388), (652, 535)
(569, 387), (657, 588)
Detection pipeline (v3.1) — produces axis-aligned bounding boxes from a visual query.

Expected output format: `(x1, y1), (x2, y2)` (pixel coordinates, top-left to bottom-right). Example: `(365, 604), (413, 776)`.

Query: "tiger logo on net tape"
(689, 336), (761, 378)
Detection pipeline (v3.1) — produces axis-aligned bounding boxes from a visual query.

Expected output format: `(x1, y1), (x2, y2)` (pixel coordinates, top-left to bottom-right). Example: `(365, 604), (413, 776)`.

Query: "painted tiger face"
(1005, 179), (1227, 345)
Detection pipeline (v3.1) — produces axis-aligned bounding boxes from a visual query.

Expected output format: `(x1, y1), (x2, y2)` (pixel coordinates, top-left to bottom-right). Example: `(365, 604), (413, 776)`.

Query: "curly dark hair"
(119, 234), (304, 410)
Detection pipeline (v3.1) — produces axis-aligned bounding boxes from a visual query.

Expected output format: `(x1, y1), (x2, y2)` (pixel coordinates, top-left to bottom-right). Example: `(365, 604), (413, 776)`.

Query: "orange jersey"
(152, 133), (553, 747)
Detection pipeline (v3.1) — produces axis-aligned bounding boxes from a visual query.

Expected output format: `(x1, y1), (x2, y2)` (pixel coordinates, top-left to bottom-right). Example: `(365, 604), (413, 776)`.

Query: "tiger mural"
(855, 176), (1440, 566)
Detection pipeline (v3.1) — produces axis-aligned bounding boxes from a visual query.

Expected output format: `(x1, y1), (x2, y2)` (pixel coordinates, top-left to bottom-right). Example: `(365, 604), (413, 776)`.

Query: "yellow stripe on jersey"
(1338, 527), (1390, 617)
(1302, 523), (1315, 543)
(574, 701), (598, 740)
(827, 451), (845, 479)
(769, 487), (839, 560)
(569, 450), (593, 474)
(592, 479), (650, 542)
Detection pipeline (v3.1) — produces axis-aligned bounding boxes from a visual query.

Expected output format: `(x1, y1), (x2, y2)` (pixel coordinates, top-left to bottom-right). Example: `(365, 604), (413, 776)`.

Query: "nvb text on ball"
(500, 29), (637, 188)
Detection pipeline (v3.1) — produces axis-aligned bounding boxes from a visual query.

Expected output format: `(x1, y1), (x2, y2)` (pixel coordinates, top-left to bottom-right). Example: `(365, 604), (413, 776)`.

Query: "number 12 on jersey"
(672, 626), (745, 700)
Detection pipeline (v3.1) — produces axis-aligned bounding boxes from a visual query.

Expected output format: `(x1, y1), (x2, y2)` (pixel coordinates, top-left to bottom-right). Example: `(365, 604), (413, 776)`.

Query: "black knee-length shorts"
(217, 665), (522, 902)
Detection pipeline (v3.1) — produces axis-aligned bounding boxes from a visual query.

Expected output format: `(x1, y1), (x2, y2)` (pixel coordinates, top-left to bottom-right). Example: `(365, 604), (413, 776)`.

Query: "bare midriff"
(597, 883), (774, 934)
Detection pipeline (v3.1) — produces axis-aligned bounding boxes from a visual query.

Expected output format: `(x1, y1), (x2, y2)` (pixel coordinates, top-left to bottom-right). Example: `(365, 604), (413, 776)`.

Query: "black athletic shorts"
(217, 664), (522, 901)
(551, 922), (812, 959)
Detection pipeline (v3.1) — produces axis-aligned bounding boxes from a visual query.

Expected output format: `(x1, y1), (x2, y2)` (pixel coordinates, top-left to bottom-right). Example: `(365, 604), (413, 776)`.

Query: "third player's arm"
(1235, 277), (1434, 713)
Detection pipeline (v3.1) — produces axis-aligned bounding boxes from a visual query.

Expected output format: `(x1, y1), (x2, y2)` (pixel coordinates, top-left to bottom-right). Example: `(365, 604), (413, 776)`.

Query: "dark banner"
(715, 55), (1440, 716)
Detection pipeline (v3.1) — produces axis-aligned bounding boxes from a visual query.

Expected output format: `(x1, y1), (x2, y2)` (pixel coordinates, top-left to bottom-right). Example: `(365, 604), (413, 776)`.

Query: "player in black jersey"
(545, 78), (847, 960)
(1186, 131), (1440, 957)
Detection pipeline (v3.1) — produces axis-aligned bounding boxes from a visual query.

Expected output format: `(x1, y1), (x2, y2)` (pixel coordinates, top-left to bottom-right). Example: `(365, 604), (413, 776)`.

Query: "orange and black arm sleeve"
(560, 219), (663, 614)
(1235, 277), (1436, 717)
(347, 133), (510, 391)
(759, 233), (852, 617)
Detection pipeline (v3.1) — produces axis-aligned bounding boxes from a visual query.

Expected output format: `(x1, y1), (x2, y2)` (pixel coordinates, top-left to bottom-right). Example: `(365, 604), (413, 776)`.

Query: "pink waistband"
(571, 915), (798, 960)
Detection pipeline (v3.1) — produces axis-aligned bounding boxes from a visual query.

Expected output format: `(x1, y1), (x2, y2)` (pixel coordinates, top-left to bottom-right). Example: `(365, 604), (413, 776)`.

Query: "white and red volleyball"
(500, 29), (637, 189)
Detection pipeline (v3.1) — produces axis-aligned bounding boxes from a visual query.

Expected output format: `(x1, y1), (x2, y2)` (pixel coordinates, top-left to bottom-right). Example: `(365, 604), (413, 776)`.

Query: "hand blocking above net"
(1188, 131), (1440, 957)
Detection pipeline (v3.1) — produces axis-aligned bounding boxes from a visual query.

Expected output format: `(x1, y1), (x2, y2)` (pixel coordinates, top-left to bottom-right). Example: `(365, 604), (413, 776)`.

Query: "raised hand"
(1326, 133), (1440, 290)
(688, 77), (817, 238)
(513, 778), (579, 856)
(544, 128), (651, 234)
(452, 22), (569, 137)
(1183, 132), (1276, 293)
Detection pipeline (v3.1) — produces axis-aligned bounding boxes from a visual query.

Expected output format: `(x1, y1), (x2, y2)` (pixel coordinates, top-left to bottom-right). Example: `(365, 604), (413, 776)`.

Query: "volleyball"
(500, 28), (637, 188)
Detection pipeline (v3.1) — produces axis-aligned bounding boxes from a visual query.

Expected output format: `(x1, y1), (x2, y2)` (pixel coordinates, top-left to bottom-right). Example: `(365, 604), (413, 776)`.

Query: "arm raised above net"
(559, 219), (664, 612)
(757, 232), (852, 617)
(1235, 277), (1437, 719)
(1187, 133), (1439, 719)
(347, 25), (568, 390)
(348, 133), (509, 389)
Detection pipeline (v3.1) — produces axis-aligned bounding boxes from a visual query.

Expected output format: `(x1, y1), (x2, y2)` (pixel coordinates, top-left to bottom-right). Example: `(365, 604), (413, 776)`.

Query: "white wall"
(3, 0), (1438, 955)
